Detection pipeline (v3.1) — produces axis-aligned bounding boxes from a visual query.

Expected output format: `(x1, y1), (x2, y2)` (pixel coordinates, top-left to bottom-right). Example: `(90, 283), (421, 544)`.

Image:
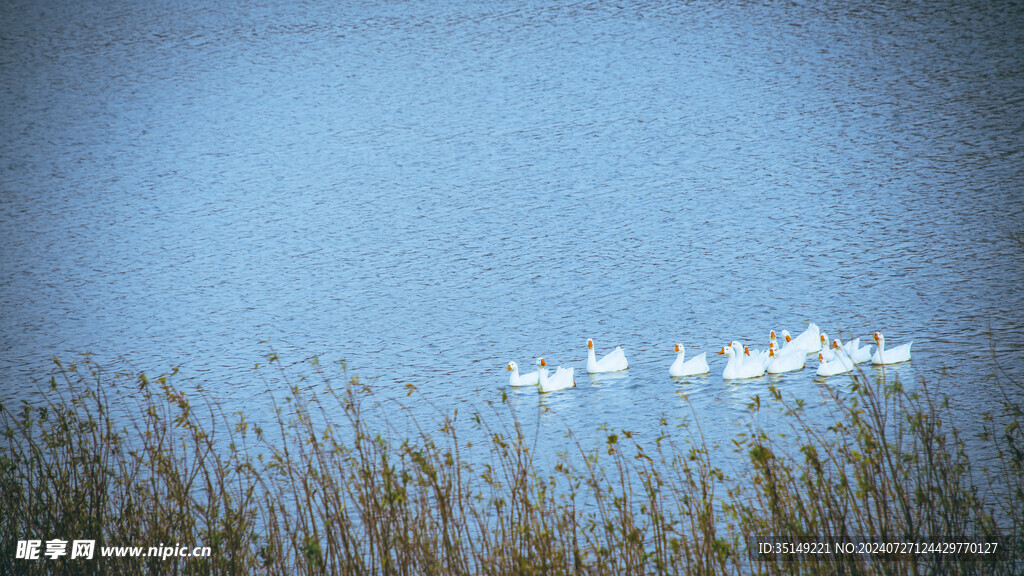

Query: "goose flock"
(506, 325), (912, 393)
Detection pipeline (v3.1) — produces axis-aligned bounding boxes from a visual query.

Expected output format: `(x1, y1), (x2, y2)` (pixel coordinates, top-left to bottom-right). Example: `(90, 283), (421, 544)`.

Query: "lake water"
(2, 0), (1023, 464)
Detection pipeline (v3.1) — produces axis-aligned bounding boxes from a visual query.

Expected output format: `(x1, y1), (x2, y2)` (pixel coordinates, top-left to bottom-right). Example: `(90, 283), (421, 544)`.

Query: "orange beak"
(744, 346), (750, 356)
(540, 358), (547, 366)
(674, 344), (680, 352)
(506, 364), (512, 371)
(769, 349), (775, 357)
(832, 341), (840, 349)
(770, 330), (776, 339)
(717, 347), (726, 355)
(587, 340), (593, 349)
(785, 335), (792, 342)
(818, 353), (824, 361)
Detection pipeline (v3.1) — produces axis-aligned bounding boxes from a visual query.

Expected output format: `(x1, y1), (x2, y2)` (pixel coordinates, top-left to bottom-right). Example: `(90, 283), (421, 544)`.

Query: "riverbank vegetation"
(1, 353), (1021, 574)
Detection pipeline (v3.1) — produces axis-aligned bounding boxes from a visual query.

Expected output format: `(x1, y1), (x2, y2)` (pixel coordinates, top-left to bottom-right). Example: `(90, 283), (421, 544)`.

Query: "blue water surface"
(2, 0), (1023, 462)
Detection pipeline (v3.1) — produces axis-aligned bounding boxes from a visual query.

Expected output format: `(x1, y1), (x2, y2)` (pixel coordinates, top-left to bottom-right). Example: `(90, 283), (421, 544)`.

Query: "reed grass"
(1, 352), (1020, 575)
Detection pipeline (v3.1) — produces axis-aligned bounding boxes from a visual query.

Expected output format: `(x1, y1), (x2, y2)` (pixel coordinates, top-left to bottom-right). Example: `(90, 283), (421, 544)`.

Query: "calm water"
(2, 0), (1023, 461)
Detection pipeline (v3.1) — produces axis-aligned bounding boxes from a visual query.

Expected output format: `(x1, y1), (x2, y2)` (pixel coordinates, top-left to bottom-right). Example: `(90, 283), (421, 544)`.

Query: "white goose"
(506, 360), (542, 387)
(670, 344), (710, 377)
(745, 345), (771, 370)
(537, 358), (575, 393)
(783, 322), (821, 355)
(718, 342), (766, 379)
(816, 350), (855, 377)
(586, 339), (629, 373)
(871, 332), (912, 365)
(818, 332), (837, 362)
(836, 338), (872, 364)
(766, 342), (806, 374)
